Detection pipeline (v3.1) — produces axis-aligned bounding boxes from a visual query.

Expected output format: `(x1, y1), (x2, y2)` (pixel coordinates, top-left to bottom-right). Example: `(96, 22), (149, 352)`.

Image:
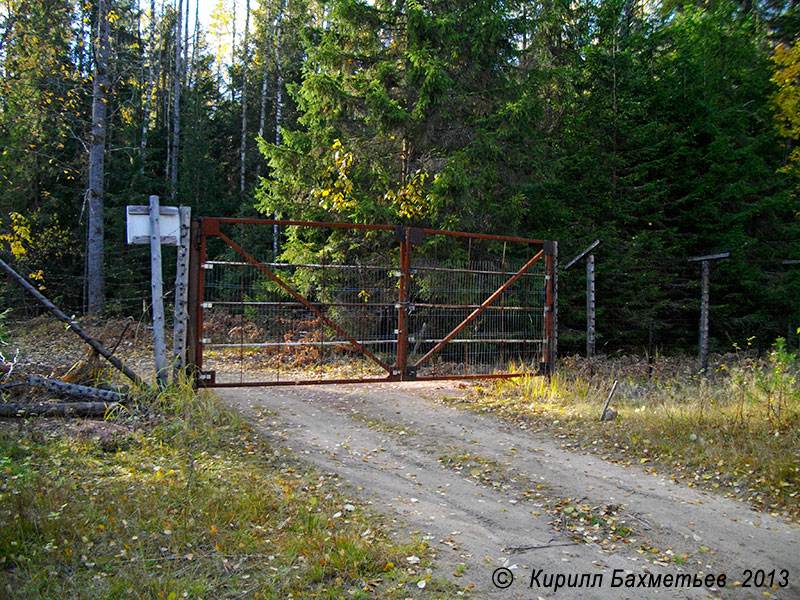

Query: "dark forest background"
(1, 0), (799, 355)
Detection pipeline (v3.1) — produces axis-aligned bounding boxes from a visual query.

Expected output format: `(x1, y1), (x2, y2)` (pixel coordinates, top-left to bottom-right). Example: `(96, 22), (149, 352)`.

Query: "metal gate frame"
(187, 218), (557, 387)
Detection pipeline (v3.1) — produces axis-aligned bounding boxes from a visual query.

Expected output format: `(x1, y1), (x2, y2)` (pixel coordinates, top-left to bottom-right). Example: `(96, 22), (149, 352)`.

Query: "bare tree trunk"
(257, 53), (269, 177)
(274, 5), (282, 149)
(171, 0), (182, 201)
(183, 0), (190, 89)
(256, 0), (272, 179)
(240, 0), (250, 193)
(191, 0), (200, 207)
(273, 0), (283, 259)
(86, 0), (111, 314)
(140, 0), (156, 173)
(164, 26), (171, 181)
(190, 0), (199, 86)
(231, 0), (237, 99)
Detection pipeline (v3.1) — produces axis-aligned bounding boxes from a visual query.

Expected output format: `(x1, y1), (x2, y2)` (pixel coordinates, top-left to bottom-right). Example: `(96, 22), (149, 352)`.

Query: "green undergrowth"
(461, 344), (800, 523)
(0, 377), (458, 599)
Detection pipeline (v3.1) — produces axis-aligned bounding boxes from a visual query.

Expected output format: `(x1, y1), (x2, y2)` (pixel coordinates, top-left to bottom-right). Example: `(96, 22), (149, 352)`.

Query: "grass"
(436, 451), (512, 490)
(0, 375), (462, 599)
(461, 341), (800, 522)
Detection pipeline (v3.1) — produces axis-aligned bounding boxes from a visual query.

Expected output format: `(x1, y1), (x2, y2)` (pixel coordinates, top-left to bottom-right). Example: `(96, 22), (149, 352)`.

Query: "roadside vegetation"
(462, 343), (800, 523)
(0, 373), (459, 599)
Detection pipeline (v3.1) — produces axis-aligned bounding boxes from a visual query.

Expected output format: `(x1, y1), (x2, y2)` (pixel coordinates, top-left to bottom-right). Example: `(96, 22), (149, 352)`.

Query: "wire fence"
(3, 229), (795, 382)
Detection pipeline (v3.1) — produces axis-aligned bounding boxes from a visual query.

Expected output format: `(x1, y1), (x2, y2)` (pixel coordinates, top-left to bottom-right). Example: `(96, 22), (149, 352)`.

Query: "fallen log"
(28, 376), (125, 403)
(0, 402), (124, 418)
(0, 258), (143, 386)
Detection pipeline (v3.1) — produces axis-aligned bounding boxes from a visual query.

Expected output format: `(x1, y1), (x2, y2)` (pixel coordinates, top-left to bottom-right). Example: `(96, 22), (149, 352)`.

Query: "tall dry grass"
(473, 342), (800, 520)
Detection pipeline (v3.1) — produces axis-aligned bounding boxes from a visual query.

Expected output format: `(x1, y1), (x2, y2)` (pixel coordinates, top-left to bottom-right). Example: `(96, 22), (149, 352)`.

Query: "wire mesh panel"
(407, 256), (547, 378)
(191, 219), (554, 387)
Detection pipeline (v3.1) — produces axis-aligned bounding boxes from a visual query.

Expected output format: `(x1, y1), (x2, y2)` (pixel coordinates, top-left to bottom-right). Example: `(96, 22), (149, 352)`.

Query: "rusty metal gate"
(187, 218), (556, 387)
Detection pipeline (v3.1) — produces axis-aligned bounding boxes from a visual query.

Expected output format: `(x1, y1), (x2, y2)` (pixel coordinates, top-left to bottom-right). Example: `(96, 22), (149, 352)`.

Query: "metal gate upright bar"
(396, 226), (411, 379)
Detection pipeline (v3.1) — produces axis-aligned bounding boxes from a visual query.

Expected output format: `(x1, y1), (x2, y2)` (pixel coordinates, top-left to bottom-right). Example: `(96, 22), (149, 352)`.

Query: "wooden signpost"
(149, 195), (167, 385)
(126, 197), (191, 385)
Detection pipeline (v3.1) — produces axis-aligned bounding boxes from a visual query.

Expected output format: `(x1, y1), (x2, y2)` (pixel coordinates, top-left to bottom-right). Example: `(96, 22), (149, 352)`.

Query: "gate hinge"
(394, 302), (414, 311)
(197, 370), (216, 385)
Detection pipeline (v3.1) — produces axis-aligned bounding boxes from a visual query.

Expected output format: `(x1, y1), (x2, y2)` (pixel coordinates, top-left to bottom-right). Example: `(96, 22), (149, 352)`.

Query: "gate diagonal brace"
(414, 248), (546, 369)
(214, 231), (394, 375)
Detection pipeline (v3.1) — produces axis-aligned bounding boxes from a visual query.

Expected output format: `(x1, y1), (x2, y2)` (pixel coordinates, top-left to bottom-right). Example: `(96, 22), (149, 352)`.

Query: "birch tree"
(139, 0), (156, 173)
(273, 0), (283, 259)
(239, 0), (249, 192)
(170, 0), (182, 201)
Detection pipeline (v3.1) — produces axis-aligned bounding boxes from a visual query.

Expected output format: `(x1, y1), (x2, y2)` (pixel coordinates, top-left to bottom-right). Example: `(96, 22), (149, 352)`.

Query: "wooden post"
(586, 253), (595, 358)
(542, 241), (558, 372)
(647, 317), (654, 377)
(185, 218), (201, 374)
(551, 241), (558, 369)
(688, 252), (730, 373)
(563, 239), (601, 359)
(172, 206), (191, 381)
(699, 259), (710, 372)
(149, 195), (168, 385)
(396, 227), (410, 379)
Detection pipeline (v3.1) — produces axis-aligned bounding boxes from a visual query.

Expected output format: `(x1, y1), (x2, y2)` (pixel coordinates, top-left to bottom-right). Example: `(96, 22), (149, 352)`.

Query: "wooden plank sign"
(125, 198), (191, 385)
(126, 204), (181, 245)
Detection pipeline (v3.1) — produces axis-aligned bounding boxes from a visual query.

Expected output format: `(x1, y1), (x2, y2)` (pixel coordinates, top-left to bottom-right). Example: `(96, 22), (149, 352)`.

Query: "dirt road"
(219, 381), (799, 599)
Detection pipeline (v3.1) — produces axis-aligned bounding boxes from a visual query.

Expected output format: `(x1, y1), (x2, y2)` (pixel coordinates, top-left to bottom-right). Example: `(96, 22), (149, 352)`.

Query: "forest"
(1, 0), (799, 355)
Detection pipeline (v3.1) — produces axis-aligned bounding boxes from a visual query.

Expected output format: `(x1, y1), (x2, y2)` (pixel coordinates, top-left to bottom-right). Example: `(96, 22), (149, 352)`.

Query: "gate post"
(544, 241), (558, 373)
(396, 227), (411, 380)
(553, 241), (558, 369)
(185, 217), (203, 378)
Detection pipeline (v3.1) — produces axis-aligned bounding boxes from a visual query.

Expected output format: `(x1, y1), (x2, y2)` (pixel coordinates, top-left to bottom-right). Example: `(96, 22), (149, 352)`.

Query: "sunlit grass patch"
(0, 382), (460, 599)
(463, 344), (800, 522)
